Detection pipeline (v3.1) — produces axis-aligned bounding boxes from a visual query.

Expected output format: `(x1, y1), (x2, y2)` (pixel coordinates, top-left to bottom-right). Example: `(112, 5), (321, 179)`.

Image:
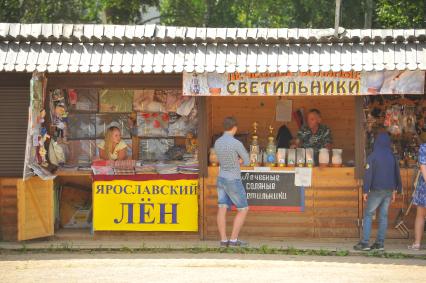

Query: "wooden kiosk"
(0, 24), (425, 242)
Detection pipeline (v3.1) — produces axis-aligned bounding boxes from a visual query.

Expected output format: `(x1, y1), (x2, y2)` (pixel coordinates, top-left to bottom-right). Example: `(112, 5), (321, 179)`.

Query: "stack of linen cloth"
(113, 160), (136, 175)
(178, 160), (199, 174)
(135, 164), (157, 174)
(91, 160), (136, 175)
(155, 164), (178, 174)
(177, 161), (199, 174)
(91, 160), (114, 175)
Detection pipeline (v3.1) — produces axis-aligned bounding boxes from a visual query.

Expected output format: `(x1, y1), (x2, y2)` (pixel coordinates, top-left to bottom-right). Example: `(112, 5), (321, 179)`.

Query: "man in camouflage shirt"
(294, 109), (333, 163)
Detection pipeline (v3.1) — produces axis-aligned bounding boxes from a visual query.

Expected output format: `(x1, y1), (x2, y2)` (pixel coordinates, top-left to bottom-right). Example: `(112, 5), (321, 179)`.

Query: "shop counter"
(55, 170), (198, 180)
(203, 166), (415, 240)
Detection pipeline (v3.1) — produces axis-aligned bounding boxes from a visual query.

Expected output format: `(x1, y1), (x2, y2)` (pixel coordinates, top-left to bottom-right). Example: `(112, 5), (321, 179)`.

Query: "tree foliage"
(0, 0), (159, 24)
(375, 0), (425, 28)
(85, 0), (160, 24)
(1, 0), (85, 23)
(0, 0), (424, 28)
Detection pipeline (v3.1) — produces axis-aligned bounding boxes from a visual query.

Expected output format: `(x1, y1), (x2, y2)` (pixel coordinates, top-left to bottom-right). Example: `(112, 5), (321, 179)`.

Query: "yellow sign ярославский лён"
(92, 179), (198, 231)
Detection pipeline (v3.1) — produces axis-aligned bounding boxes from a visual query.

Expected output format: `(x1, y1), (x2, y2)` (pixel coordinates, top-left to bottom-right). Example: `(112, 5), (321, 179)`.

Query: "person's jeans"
(217, 177), (249, 211)
(362, 190), (393, 245)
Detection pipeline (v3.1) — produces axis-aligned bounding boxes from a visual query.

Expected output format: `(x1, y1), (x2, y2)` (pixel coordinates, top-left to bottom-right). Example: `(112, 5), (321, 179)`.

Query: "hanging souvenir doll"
(53, 103), (68, 142)
(402, 106), (416, 134)
(52, 89), (65, 103)
(38, 127), (50, 167)
(35, 109), (50, 167)
(386, 105), (402, 136)
(67, 89), (78, 107)
(384, 108), (392, 127)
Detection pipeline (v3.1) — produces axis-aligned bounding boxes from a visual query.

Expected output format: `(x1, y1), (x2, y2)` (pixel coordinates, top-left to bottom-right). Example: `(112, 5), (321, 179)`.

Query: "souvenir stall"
(17, 73), (201, 240)
(1, 24), (426, 242)
(182, 70), (425, 240)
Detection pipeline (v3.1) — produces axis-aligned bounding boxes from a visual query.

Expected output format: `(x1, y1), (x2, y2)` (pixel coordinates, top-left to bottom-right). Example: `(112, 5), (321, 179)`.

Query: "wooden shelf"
(55, 170), (92, 177)
(137, 136), (187, 139)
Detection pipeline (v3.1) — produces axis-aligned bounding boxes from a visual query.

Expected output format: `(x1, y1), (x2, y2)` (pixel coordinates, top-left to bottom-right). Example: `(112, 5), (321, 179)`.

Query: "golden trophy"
(249, 122), (260, 166)
(265, 125), (277, 167)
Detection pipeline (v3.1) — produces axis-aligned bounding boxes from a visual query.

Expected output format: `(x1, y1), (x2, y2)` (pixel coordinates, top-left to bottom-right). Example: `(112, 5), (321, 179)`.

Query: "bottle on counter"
(319, 148), (330, 167)
(287, 148), (296, 167)
(249, 121), (260, 166)
(296, 148), (306, 167)
(305, 148), (314, 167)
(265, 139), (277, 167)
(250, 143), (260, 167)
(265, 125), (277, 167)
(276, 148), (287, 167)
(331, 149), (343, 167)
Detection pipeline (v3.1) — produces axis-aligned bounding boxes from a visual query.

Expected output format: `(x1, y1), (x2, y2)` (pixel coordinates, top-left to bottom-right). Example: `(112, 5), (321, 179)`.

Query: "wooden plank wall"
(209, 96), (355, 162)
(0, 178), (18, 241)
(204, 167), (416, 240)
(17, 178), (54, 241)
(366, 168), (416, 239)
(204, 167), (314, 238)
(204, 167), (359, 240)
(313, 168), (359, 238)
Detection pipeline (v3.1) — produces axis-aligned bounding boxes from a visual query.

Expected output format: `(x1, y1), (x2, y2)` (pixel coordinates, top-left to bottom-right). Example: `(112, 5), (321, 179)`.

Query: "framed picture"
(99, 89), (134, 113)
(139, 139), (174, 161)
(68, 89), (98, 113)
(65, 140), (96, 166)
(67, 113), (96, 140)
(133, 89), (167, 113)
(168, 113), (198, 137)
(137, 112), (169, 137)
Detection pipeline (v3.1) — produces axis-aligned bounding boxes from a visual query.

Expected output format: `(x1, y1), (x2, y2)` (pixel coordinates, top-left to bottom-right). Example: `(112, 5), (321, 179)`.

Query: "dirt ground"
(0, 252), (425, 283)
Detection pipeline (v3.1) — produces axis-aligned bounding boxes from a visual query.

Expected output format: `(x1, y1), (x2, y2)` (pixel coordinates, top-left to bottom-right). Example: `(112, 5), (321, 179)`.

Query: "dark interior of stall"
(209, 94), (425, 164)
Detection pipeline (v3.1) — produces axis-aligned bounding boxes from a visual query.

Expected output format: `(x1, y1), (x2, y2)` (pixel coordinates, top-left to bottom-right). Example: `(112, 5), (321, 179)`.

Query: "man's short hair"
(223, 117), (237, 131)
(308, 108), (321, 117)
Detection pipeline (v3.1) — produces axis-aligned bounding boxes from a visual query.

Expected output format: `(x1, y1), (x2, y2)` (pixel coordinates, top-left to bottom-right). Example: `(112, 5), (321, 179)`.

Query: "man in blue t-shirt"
(214, 117), (250, 247)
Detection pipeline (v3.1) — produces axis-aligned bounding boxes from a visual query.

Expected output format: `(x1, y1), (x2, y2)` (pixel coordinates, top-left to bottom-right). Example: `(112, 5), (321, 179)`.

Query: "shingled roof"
(0, 23), (425, 73)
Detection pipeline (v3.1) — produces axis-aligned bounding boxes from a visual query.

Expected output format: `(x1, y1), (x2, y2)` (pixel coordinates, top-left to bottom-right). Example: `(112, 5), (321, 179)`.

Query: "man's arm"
(292, 129), (305, 148)
(323, 126), (333, 149)
(420, 164), (426, 188)
(363, 156), (375, 197)
(236, 141), (250, 166)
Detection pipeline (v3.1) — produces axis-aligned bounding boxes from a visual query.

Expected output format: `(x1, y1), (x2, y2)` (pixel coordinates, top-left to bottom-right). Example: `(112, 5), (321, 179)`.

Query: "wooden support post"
(197, 96), (209, 240)
(334, 0), (342, 37)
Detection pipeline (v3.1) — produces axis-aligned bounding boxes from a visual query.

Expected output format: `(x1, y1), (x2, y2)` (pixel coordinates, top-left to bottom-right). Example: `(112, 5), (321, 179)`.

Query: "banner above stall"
(183, 70), (425, 96)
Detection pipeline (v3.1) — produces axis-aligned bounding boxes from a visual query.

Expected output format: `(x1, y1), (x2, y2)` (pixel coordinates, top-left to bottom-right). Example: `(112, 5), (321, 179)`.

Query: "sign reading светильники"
(183, 71), (425, 96)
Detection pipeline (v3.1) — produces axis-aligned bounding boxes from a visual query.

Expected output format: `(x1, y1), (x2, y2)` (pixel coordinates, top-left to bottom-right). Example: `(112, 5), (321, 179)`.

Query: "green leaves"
(0, 0), (424, 28)
(1, 0), (86, 23)
(159, 0), (425, 28)
(375, 0), (425, 28)
(0, 0), (160, 24)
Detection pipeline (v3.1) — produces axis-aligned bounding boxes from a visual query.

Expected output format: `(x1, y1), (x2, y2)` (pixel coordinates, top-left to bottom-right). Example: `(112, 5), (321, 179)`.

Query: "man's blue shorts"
(216, 177), (249, 211)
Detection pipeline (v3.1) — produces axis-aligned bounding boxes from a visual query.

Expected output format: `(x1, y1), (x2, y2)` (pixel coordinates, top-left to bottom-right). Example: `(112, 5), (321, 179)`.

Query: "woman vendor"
(98, 126), (128, 161)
